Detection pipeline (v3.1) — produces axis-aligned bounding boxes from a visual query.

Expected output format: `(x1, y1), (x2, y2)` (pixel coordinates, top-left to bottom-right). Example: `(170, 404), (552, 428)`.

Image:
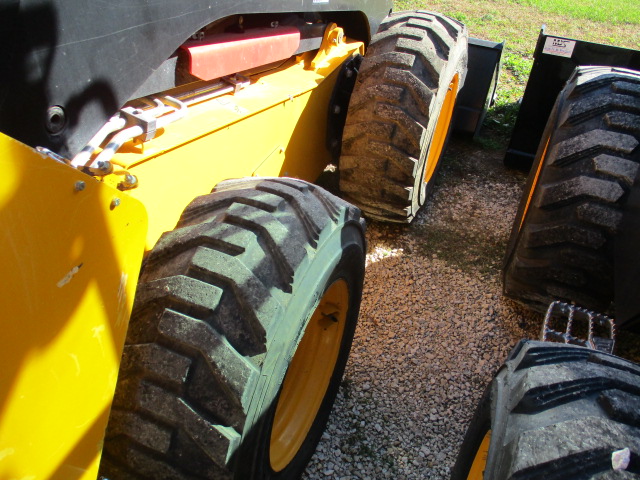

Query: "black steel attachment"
(505, 26), (640, 171)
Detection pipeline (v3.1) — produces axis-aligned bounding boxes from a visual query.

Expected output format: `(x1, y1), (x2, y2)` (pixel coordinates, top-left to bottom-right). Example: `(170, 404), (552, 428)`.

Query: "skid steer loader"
(0, 0), (496, 478)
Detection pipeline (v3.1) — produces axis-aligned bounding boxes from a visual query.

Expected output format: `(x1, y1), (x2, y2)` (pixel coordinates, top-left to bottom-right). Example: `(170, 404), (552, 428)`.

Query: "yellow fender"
(0, 133), (147, 480)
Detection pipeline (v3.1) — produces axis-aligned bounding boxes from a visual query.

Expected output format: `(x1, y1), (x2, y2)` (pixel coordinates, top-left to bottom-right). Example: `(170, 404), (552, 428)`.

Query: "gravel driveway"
(305, 139), (640, 480)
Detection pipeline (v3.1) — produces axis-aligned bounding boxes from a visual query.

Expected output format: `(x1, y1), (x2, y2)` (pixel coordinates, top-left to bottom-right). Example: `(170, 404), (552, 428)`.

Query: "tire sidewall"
(413, 33), (468, 215)
(234, 220), (365, 479)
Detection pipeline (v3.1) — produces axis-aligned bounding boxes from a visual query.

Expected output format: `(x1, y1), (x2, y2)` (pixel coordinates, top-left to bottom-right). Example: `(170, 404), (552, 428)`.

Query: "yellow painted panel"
(106, 39), (364, 250)
(0, 134), (148, 480)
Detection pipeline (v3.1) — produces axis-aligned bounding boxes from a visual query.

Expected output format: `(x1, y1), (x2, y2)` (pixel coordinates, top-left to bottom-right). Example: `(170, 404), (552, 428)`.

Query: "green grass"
(514, 0), (640, 25)
(393, 0), (639, 148)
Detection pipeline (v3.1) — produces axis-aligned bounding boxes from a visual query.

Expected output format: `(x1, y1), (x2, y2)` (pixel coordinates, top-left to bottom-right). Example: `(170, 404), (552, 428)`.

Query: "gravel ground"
(305, 139), (640, 480)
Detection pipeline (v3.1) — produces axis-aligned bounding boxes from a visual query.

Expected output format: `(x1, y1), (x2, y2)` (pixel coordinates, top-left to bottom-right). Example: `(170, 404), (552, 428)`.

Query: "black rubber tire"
(99, 178), (366, 479)
(338, 11), (468, 223)
(503, 67), (640, 320)
(452, 340), (640, 480)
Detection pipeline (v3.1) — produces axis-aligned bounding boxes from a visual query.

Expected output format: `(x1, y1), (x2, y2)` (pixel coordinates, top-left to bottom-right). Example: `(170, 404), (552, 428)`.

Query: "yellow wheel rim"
(424, 73), (460, 184)
(467, 430), (491, 480)
(518, 137), (550, 232)
(269, 278), (350, 472)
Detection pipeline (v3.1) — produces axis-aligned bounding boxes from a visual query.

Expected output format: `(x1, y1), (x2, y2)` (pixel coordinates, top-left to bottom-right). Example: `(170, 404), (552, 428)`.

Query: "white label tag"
(542, 37), (576, 58)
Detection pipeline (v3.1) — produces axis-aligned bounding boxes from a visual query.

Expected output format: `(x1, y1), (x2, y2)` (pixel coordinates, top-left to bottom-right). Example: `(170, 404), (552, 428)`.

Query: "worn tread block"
(101, 178), (365, 478)
(503, 67), (640, 316)
(339, 11), (467, 223)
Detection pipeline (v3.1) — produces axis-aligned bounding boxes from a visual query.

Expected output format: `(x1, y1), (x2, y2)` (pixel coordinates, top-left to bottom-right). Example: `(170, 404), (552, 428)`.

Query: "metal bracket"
(70, 95), (187, 176)
(309, 23), (345, 70)
(541, 301), (616, 354)
(223, 74), (251, 94)
(120, 106), (158, 142)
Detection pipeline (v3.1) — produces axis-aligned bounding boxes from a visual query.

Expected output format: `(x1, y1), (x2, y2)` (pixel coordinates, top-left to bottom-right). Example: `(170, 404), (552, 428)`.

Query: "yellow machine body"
(105, 28), (364, 249)
(0, 26), (362, 479)
(0, 133), (148, 479)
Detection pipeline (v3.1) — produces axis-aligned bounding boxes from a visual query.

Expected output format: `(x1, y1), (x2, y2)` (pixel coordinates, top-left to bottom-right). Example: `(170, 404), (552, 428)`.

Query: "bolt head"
(74, 181), (86, 192)
(111, 198), (121, 209)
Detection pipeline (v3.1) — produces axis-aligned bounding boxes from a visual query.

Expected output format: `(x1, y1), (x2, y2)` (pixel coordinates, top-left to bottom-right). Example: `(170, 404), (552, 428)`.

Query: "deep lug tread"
(102, 178), (365, 478)
(339, 10), (468, 223)
(550, 130), (638, 167)
(598, 390), (640, 428)
(118, 342), (192, 388)
(513, 376), (638, 414)
(567, 92), (640, 125)
(104, 438), (207, 480)
(255, 182), (326, 247)
(514, 346), (592, 370)
(453, 341), (640, 480)
(187, 246), (282, 340)
(538, 176), (625, 208)
(503, 68), (640, 318)
(105, 409), (173, 454)
(157, 310), (259, 400)
(223, 202), (303, 291)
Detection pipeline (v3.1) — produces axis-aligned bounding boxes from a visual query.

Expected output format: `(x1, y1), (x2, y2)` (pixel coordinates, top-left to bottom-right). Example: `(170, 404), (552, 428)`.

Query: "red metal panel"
(182, 27), (301, 80)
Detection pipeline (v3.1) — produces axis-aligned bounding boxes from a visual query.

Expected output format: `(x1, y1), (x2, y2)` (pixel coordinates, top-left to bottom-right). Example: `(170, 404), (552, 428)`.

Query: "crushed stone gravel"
(305, 140), (640, 480)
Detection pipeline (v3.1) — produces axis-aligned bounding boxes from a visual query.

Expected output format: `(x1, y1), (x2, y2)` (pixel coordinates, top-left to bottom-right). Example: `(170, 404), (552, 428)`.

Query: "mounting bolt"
(118, 174), (138, 190)
(74, 181), (86, 192)
(345, 68), (354, 78)
(111, 198), (121, 209)
(333, 105), (341, 115)
(96, 161), (113, 174)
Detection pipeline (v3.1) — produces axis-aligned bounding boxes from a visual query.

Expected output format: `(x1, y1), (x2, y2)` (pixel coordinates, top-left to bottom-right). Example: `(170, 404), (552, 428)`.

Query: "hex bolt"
(111, 198), (121, 209)
(118, 174), (139, 190)
(74, 181), (86, 192)
(97, 161), (113, 174)
(346, 69), (354, 78)
(333, 105), (341, 115)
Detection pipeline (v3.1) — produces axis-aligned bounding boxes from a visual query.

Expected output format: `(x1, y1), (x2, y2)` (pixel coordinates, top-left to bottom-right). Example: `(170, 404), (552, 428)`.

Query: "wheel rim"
(269, 278), (349, 472)
(467, 430), (491, 480)
(518, 137), (550, 232)
(424, 73), (460, 185)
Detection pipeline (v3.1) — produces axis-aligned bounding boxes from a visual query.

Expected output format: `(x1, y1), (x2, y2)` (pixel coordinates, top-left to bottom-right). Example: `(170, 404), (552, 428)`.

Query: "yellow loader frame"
(0, 26), (362, 480)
